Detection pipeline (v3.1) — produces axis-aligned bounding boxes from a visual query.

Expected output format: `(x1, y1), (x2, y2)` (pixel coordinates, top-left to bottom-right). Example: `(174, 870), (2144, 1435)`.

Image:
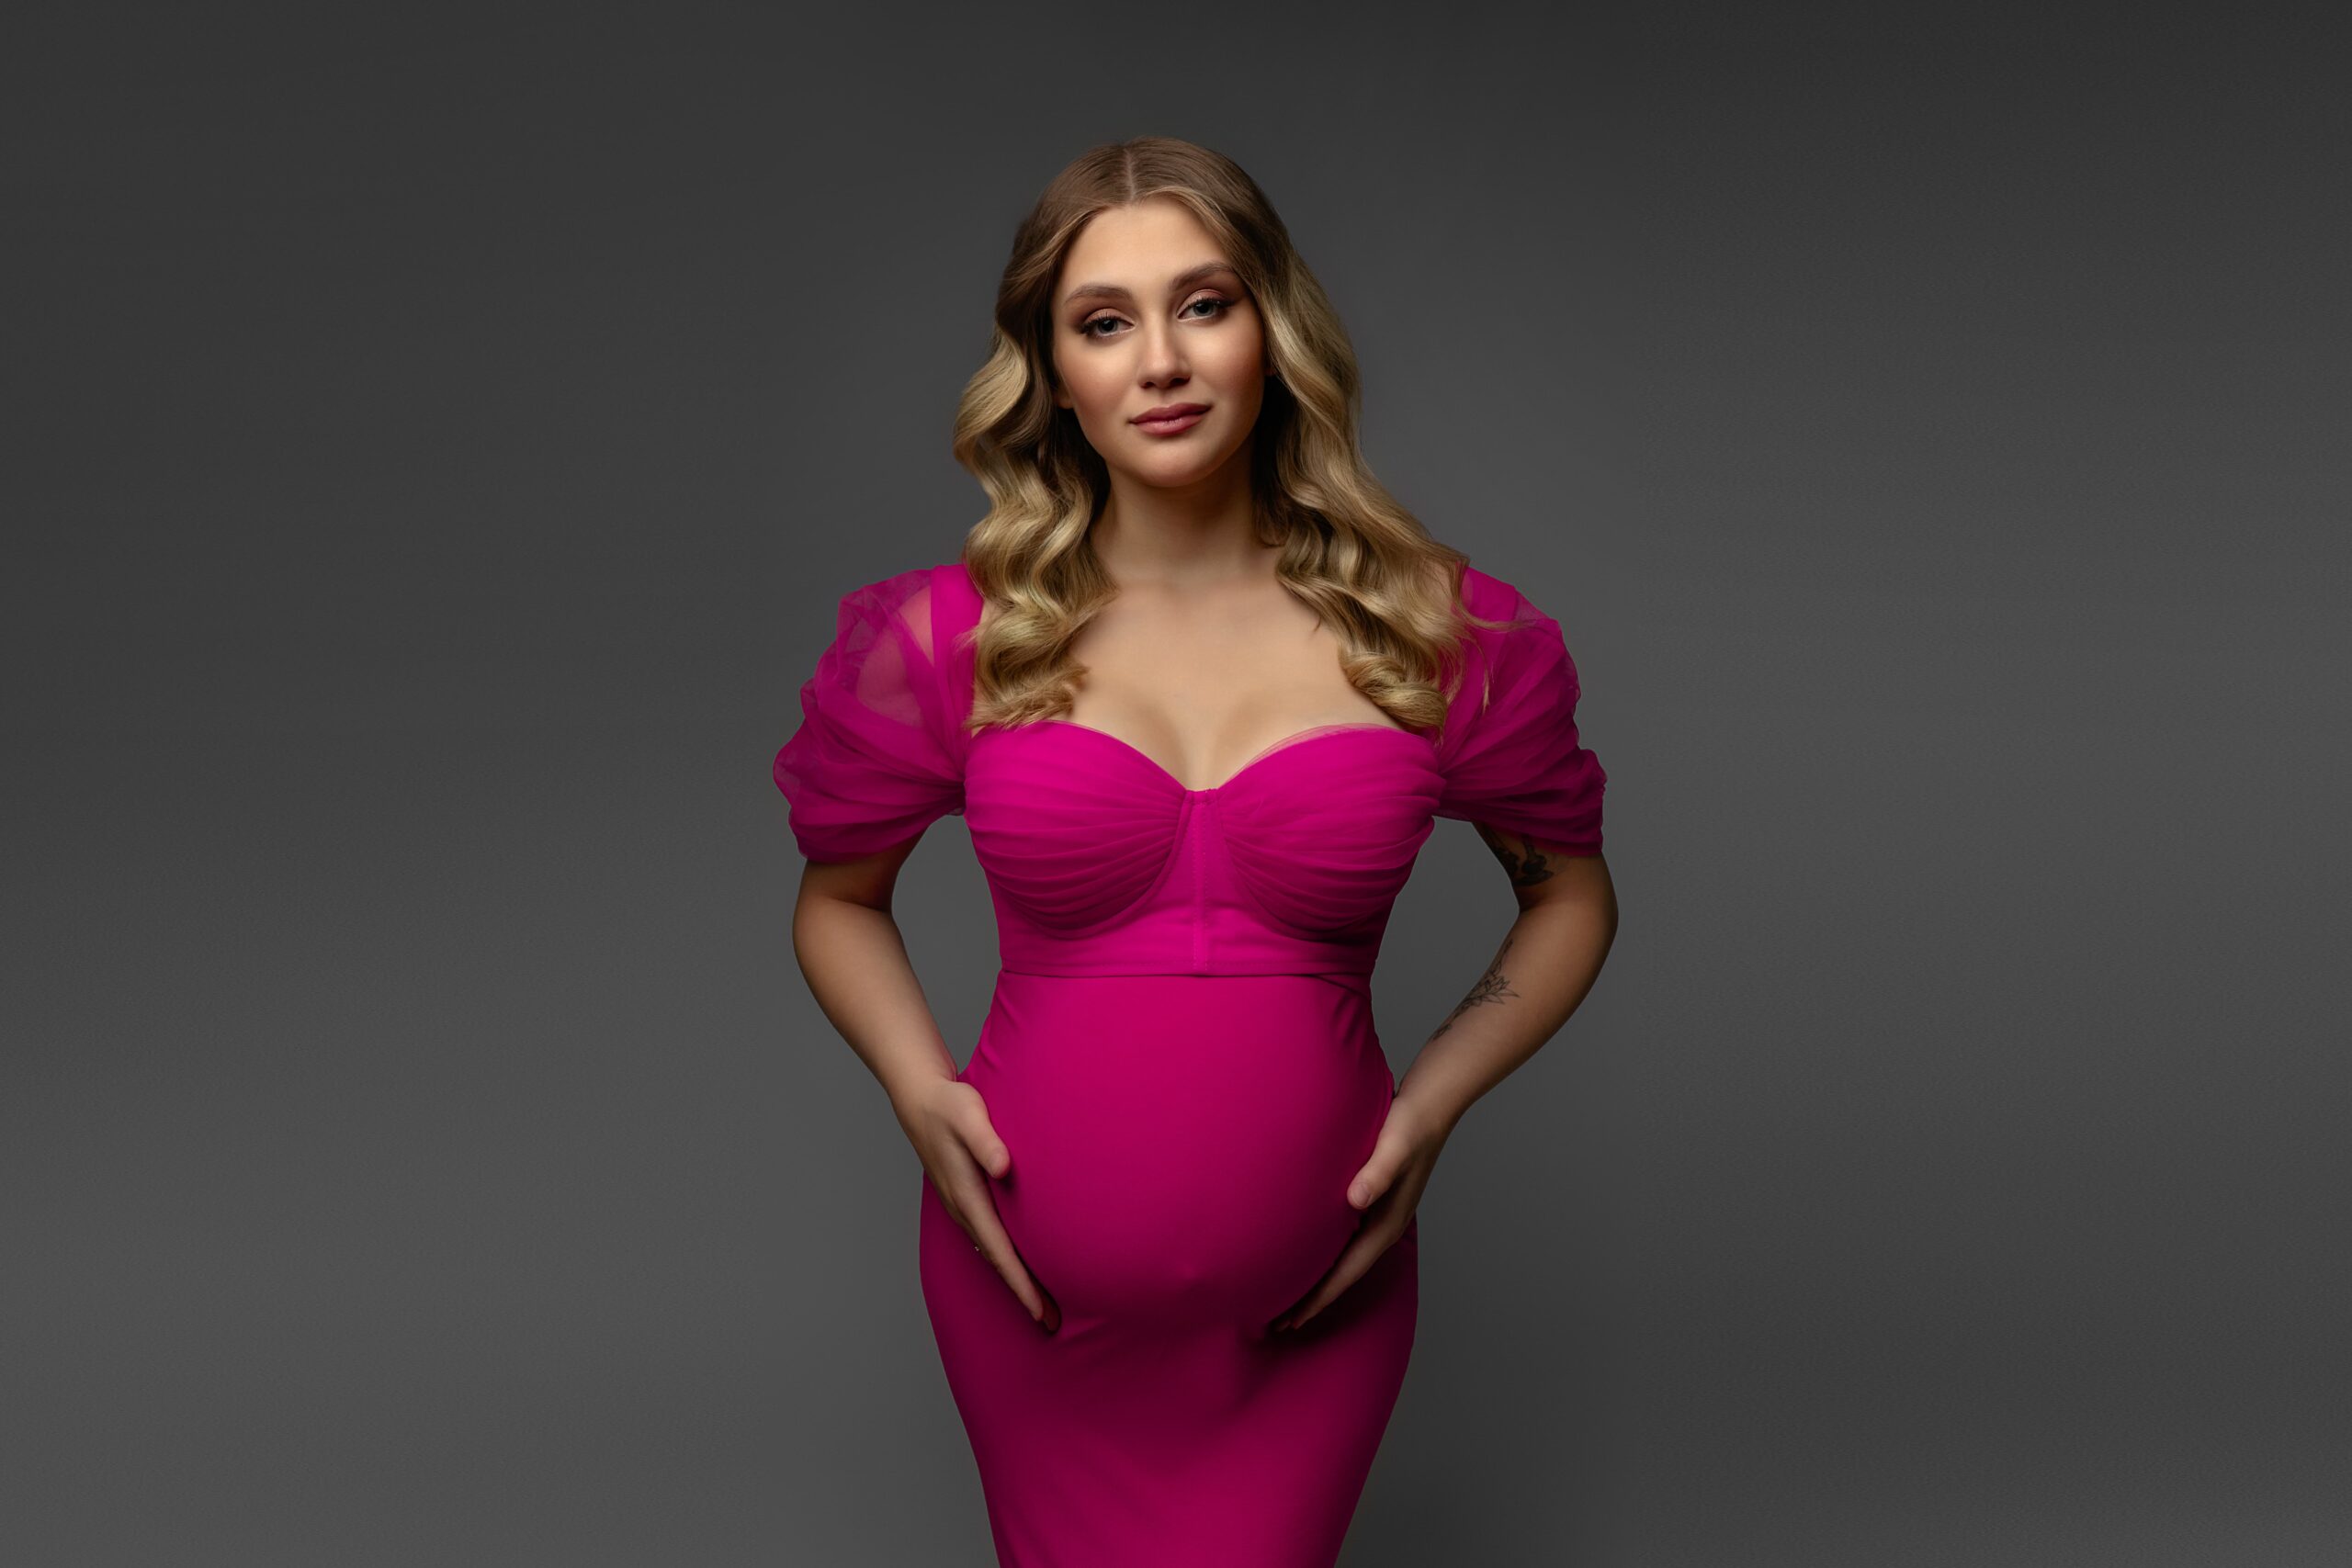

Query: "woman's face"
(1049, 197), (1269, 489)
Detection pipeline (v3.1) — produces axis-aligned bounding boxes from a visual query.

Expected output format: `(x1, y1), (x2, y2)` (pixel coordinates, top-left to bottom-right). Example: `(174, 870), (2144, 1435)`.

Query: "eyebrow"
(1061, 261), (1241, 309)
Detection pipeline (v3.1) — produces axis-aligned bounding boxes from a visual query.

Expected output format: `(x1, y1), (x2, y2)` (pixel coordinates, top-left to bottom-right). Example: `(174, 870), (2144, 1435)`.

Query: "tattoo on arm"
(1432, 933), (1519, 1039)
(1475, 823), (1559, 886)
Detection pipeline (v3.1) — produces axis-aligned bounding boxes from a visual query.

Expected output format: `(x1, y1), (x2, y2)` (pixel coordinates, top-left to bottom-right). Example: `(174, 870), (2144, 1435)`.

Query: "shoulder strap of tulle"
(1436, 562), (1530, 761)
(928, 560), (984, 736)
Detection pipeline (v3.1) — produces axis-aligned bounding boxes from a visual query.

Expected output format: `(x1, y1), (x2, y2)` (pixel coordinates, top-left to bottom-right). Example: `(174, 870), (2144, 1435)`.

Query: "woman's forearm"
(792, 891), (960, 1106)
(1393, 879), (1616, 1134)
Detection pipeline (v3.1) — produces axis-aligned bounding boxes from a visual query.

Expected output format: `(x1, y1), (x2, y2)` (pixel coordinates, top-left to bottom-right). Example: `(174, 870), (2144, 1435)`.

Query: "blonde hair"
(949, 135), (1518, 737)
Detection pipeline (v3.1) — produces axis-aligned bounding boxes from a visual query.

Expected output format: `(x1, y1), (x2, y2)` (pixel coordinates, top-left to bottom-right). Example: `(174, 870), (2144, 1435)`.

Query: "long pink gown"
(773, 559), (1605, 1568)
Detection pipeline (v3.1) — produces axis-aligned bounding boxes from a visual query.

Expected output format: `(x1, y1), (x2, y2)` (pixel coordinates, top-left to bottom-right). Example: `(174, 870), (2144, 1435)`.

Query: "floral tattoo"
(1432, 933), (1519, 1038)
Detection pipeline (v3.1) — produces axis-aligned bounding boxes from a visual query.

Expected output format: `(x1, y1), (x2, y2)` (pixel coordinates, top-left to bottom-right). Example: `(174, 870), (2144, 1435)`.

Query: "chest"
(1057, 594), (1399, 795)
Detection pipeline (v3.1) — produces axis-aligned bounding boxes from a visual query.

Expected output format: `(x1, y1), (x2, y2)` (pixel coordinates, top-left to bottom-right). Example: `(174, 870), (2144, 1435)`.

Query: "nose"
(1137, 317), (1188, 390)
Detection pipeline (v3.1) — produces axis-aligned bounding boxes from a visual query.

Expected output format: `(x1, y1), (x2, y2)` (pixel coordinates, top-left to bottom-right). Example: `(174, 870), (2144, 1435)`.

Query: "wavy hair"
(949, 135), (1521, 738)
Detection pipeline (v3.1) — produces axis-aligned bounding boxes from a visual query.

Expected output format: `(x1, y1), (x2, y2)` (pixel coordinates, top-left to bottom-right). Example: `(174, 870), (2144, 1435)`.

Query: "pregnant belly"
(959, 971), (1397, 1326)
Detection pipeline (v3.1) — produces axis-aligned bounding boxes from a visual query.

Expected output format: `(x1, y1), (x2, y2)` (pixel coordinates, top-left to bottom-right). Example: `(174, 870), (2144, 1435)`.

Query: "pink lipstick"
(1132, 402), (1209, 437)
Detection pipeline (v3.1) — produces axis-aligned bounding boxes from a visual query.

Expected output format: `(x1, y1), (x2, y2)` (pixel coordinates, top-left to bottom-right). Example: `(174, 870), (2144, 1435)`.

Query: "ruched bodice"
(967, 719), (1442, 978)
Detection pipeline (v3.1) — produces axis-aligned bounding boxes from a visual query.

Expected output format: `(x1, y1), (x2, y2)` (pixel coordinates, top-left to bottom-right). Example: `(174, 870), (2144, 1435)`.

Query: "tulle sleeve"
(772, 564), (968, 863)
(1433, 572), (1607, 854)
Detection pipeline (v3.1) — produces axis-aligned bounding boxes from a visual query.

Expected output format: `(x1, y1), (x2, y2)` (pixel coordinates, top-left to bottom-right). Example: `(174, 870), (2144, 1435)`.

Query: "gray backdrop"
(8, 4), (2344, 1565)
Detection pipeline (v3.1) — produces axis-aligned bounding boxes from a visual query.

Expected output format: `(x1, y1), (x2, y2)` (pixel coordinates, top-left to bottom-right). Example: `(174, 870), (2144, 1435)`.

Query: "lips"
(1131, 402), (1209, 438)
(1132, 402), (1209, 424)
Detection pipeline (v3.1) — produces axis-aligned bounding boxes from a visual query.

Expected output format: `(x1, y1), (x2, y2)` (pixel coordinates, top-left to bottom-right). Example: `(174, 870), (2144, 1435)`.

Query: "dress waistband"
(996, 965), (1373, 998)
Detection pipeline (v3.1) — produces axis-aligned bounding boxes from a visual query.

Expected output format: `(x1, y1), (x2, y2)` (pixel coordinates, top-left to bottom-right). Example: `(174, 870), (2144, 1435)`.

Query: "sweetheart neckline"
(1025, 718), (1432, 795)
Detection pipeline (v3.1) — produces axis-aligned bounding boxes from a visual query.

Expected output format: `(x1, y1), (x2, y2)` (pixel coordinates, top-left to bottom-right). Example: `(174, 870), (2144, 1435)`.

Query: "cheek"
(1210, 335), (1264, 400)
(1211, 321), (1261, 371)
(1206, 329), (1267, 397)
(1060, 358), (1124, 420)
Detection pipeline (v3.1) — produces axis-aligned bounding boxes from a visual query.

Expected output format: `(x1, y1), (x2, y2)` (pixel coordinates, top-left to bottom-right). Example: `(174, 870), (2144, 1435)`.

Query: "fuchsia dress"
(774, 559), (1605, 1568)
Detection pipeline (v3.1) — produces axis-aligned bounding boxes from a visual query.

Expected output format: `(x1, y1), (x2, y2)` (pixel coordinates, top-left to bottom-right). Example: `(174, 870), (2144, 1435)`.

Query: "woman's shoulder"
(922, 559), (982, 633)
(832, 558), (979, 624)
(1456, 560), (1508, 612)
(891, 559), (982, 666)
(1453, 560), (1550, 629)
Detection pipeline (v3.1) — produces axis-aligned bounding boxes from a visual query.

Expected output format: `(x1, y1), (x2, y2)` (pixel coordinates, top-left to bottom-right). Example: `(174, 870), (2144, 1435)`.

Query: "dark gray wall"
(7, 4), (2343, 1564)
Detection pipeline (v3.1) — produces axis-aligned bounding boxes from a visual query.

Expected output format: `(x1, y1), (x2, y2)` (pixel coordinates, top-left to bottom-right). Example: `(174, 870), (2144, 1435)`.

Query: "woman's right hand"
(895, 1076), (1060, 1332)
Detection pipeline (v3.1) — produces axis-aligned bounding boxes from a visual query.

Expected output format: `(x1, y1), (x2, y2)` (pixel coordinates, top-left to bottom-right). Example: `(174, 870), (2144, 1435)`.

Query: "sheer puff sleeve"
(772, 564), (968, 863)
(1432, 568), (1607, 855)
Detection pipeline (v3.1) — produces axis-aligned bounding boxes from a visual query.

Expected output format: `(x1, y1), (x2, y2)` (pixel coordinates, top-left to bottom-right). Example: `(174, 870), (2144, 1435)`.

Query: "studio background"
(7, 5), (2343, 1565)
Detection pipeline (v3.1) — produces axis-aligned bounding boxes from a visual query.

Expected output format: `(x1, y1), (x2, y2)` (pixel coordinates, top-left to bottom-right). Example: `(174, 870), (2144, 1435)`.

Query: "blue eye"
(1078, 296), (1233, 339)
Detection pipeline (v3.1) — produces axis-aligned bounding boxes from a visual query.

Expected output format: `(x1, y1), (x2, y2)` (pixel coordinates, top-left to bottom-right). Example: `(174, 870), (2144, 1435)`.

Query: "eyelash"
(1079, 295), (1232, 339)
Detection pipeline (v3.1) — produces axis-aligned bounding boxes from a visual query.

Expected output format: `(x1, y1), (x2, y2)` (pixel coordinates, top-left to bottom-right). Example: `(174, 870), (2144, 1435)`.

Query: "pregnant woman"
(774, 137), (1619, 1568)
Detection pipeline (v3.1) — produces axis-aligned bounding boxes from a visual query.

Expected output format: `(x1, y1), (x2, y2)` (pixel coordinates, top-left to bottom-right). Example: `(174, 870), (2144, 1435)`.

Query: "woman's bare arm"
(1270, 831), (1618, 1330)
(1392, 833), (1619, 1136)
(791, 836), (961, 1104)
(791, 836), (1059, 1328)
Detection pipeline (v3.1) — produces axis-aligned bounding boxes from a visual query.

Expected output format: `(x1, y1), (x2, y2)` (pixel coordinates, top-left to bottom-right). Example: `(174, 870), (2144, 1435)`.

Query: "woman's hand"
(1269, 1093), (1454, 1333)
(894, 1076), (1061, 1332)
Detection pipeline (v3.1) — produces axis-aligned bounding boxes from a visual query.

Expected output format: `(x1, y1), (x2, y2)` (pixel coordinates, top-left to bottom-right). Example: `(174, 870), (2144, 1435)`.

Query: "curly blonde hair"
(949, 135), (1520, 738)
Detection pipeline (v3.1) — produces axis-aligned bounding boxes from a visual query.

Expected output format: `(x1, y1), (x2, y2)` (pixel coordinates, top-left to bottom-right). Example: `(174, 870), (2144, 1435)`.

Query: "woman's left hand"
(1269, 1091), (1455, 1333)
